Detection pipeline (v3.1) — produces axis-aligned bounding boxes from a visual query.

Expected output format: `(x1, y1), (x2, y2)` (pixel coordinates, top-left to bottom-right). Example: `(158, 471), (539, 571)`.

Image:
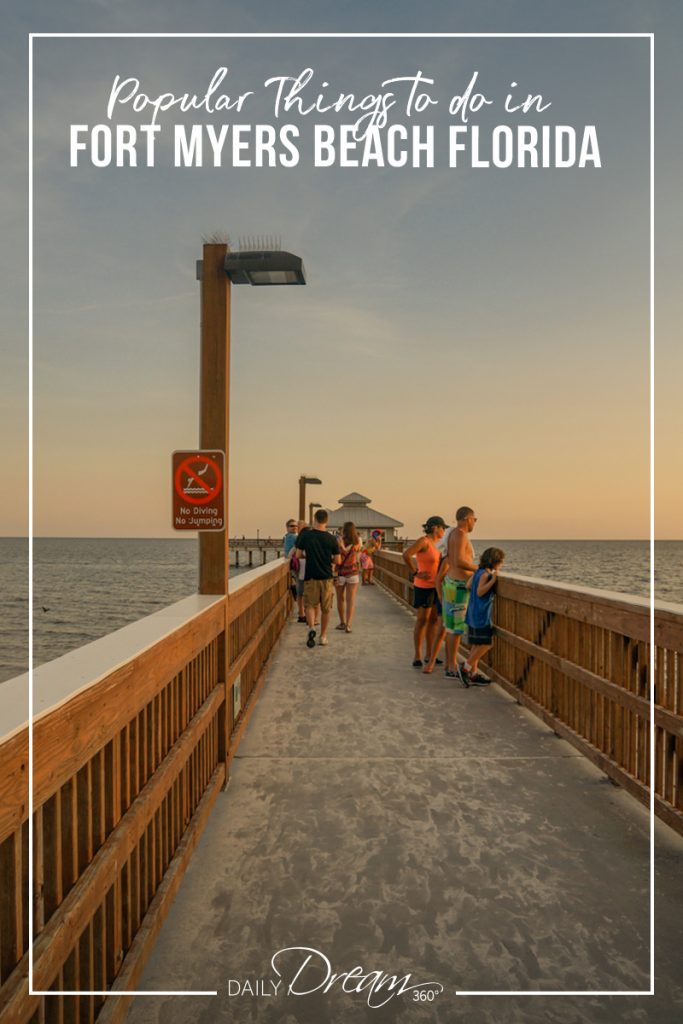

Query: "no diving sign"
(172, 450), (225, 531)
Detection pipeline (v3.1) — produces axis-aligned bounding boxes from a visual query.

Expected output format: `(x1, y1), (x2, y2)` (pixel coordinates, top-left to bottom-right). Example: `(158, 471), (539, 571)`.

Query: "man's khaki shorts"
(303, 578), (334, 613)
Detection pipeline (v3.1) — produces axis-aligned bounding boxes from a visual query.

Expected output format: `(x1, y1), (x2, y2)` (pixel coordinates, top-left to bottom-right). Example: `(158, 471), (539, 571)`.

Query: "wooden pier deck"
(3, 559), (682, 1024)
(123, 583), (683, 1024)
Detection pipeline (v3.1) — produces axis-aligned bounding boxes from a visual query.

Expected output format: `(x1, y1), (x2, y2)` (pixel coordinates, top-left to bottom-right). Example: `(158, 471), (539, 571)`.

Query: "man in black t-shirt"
(295, 509), (340, 648)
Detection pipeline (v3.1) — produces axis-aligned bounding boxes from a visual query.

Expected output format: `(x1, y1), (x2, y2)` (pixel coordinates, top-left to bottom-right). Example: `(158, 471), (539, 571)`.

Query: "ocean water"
(0, 537), (681, 685)
(0, 537), (257, 684)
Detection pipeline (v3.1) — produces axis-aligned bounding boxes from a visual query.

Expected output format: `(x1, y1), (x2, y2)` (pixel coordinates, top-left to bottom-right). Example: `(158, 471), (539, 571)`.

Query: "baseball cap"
(424, 515), (447, 530)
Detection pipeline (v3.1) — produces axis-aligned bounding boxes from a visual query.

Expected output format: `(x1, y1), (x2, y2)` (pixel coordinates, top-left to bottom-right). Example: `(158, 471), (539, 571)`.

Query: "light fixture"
(224, 250), (306, 286)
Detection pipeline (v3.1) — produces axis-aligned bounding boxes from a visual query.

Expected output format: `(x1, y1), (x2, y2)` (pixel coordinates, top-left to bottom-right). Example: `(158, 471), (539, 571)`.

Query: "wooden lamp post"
(198, 243), (306, 594)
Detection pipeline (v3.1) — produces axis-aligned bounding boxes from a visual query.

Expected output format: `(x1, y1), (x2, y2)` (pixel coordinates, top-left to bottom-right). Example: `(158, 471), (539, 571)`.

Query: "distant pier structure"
(326, 491), (403, 542)
(230, 538), (283, 567)
(229, 493), (404, 566)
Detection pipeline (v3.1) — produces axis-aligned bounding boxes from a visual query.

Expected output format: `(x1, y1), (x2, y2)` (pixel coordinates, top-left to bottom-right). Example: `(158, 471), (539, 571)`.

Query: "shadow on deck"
(125, 584), (683, 1024)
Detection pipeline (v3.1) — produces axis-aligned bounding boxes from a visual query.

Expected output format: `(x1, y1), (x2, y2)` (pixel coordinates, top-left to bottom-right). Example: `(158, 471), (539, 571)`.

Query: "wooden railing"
(373, 549), (683, 837)
(0, 559), (291, 1024)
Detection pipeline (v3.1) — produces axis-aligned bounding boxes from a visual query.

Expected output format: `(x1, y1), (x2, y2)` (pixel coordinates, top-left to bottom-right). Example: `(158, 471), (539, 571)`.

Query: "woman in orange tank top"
(402, 516), (447, 668)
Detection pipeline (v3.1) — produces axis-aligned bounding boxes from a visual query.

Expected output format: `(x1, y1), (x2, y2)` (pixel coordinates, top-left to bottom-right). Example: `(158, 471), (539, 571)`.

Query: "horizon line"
(4, 535), (679, 543)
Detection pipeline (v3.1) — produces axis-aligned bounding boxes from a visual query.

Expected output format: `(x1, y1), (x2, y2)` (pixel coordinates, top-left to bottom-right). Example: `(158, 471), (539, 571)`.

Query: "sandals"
(335, 622), (347, 630)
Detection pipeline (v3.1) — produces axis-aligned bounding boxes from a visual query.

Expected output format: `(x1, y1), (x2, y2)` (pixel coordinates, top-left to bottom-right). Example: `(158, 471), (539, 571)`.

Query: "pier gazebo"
(326, 491), (403, 541)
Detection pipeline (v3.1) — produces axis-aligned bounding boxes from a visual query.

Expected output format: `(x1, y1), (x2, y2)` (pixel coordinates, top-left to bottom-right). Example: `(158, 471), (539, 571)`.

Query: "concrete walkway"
(126, 584), (683, 1024)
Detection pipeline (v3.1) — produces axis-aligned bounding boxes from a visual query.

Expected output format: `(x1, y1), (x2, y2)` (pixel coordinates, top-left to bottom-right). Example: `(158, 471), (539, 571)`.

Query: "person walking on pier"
(361, 531), (382, 585)
(403, 517), (447, 668)
(284, 518), (300, 605)
(439, 507), (478, 683)
(335, 521), (362, 633)
(460, 547), (505, 685)
(289, 519), (308, 623)
(296, 509), (340, 647)
(283, 518), (299, 557)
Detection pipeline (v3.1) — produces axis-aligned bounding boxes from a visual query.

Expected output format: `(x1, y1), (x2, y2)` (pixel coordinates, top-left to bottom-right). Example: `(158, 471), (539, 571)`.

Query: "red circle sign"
(174, 454), (222, 506)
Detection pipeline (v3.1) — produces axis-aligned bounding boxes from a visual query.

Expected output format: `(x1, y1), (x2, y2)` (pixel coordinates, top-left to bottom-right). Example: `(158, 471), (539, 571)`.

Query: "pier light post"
(309, 502), (322, 526)
(198, 244), (306, 595)
(299, 475), (322, 522)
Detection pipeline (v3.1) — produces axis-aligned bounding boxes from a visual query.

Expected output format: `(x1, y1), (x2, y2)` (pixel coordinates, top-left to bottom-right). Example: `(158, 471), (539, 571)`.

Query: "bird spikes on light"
(202, 231), (232, 246)
(238, 234), (282, 253)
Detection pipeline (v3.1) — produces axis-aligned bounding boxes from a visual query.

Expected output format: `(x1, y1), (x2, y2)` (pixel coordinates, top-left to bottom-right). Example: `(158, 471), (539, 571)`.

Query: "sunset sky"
(2, 2), (680, 540)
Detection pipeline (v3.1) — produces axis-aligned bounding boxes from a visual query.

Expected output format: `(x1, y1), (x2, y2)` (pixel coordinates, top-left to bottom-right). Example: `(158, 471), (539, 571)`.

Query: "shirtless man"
(436, 506), (478, 683)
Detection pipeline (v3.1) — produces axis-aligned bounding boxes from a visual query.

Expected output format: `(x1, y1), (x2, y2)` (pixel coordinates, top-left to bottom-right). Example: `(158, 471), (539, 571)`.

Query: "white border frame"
(28, 30), (655, 1001)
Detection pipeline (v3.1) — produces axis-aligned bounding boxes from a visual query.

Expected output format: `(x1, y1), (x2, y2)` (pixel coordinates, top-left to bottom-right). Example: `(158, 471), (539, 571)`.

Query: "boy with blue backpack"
(461, 546), (505, 686)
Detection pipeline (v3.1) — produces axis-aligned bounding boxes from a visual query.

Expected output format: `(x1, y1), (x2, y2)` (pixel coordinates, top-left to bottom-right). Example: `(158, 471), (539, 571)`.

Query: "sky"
(1, 1), (681, 540)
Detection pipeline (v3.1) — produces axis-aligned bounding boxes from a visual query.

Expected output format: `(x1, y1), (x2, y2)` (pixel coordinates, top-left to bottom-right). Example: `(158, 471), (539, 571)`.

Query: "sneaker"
(470, 673), (491, 686)
(306, 629), (316, 648)
(412, 659), (423, 668)
(456, 665), (471, 688)
(445, 668), (458, 679)
(319, 636), (329, 646)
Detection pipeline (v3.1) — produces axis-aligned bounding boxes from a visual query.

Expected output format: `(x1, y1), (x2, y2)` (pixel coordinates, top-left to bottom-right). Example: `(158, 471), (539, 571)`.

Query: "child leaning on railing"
(461, 547), (505, 686)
